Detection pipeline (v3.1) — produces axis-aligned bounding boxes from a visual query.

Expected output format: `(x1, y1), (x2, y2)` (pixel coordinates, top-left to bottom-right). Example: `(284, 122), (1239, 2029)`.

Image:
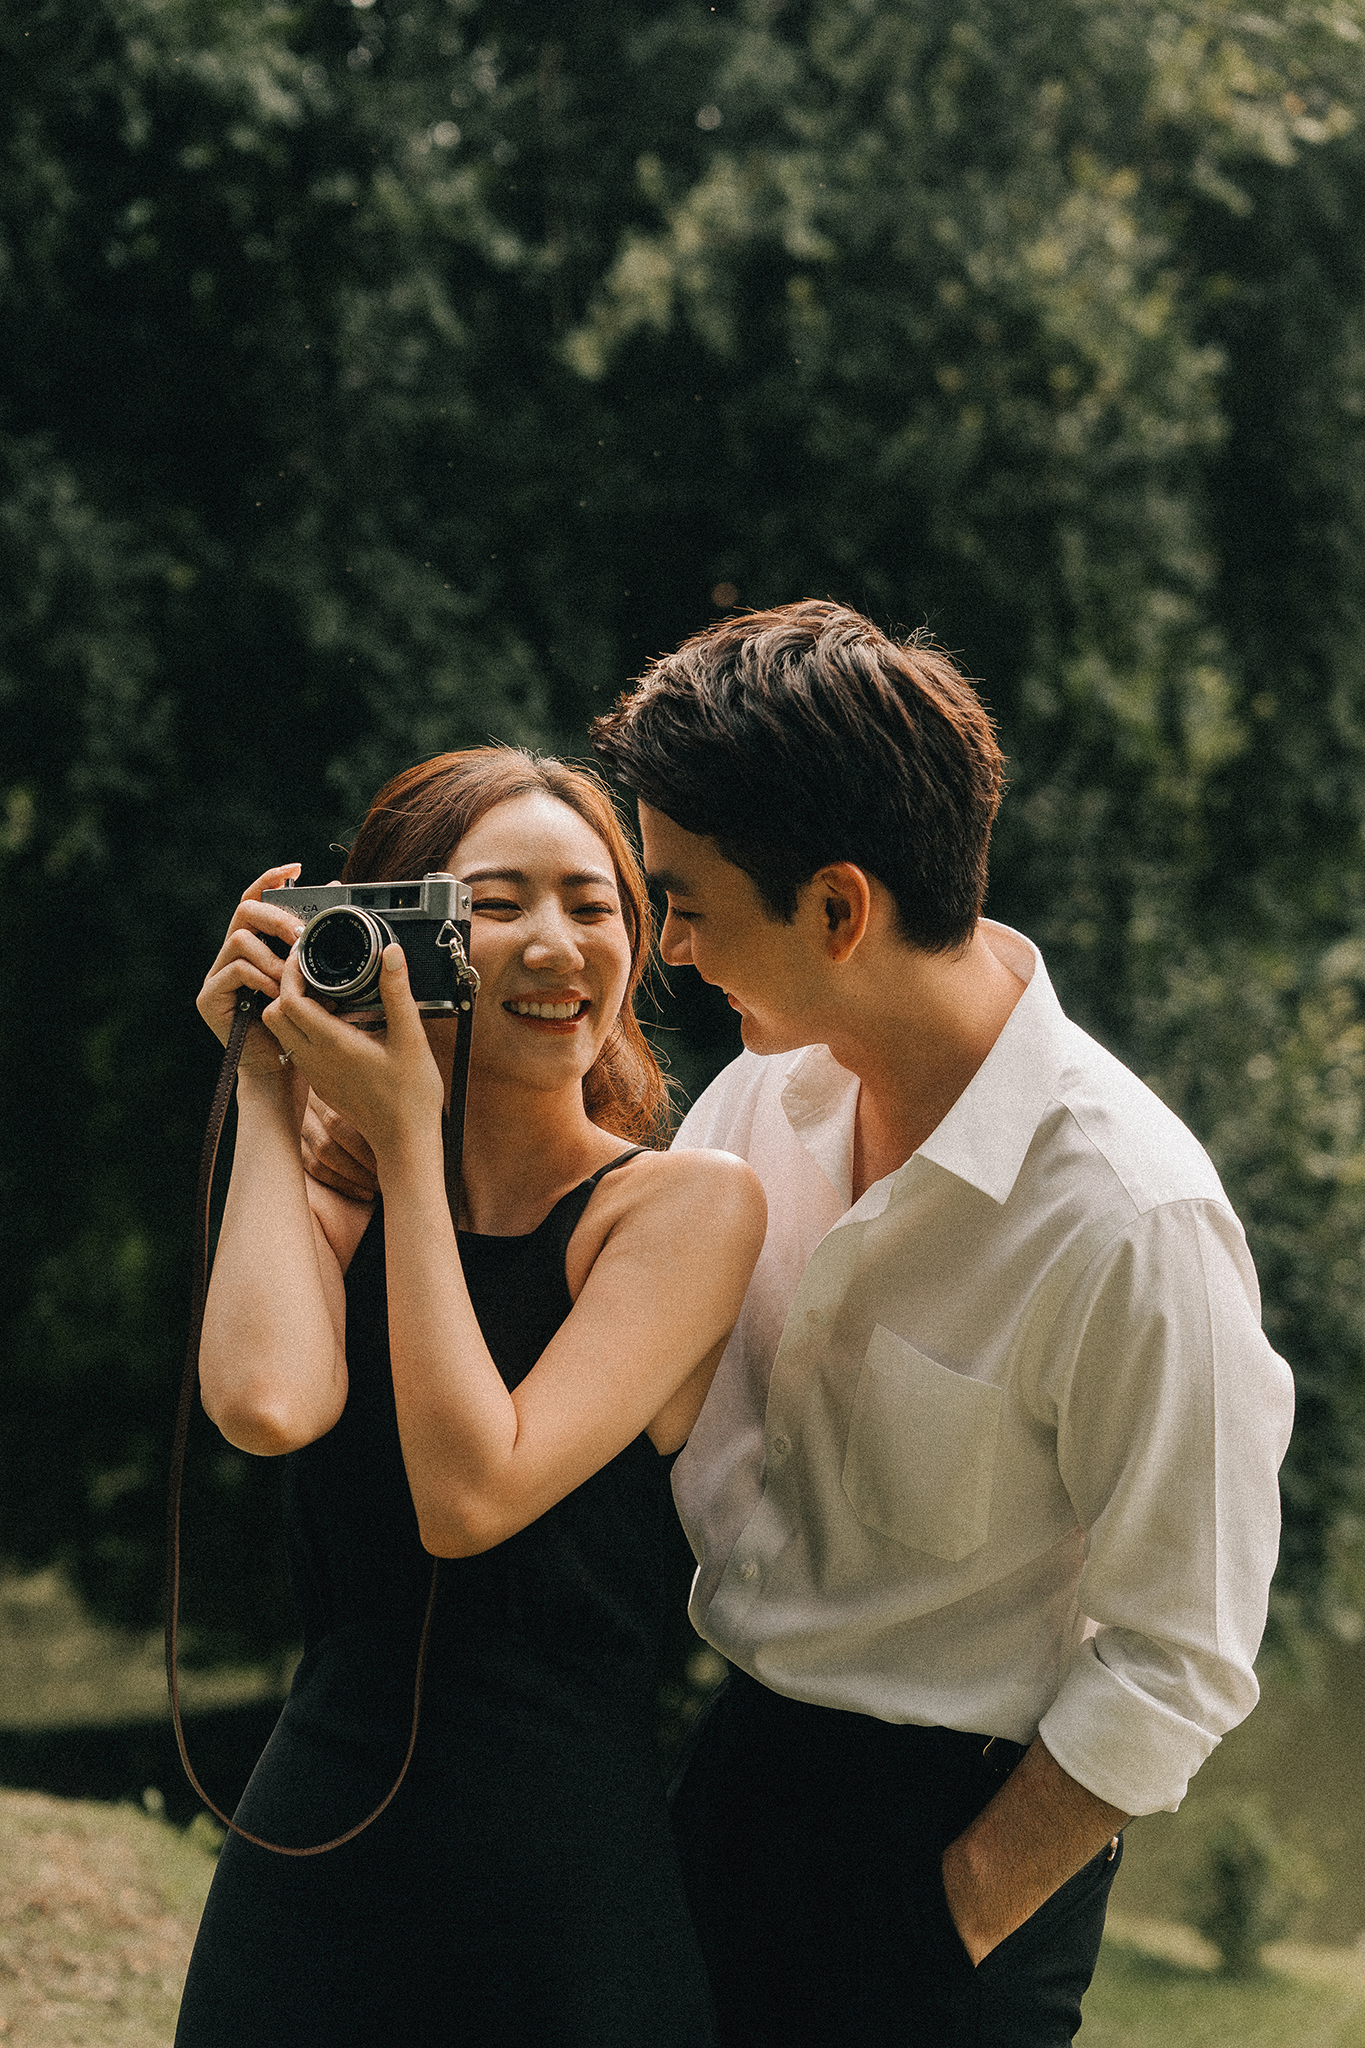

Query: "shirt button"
(739, 1560), (759, 1583)
(770, 1435), (790, 1458)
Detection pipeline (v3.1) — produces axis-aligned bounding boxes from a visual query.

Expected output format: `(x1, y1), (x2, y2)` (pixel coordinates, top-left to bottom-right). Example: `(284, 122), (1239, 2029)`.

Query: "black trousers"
(670, 1670), (1120, 2048)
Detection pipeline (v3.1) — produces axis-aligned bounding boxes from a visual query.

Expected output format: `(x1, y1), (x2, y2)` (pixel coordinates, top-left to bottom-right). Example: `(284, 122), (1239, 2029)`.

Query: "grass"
(1081, 1915), (1365, 2046)
(3, 1791), (1365, 2048)
(0, 1568), (286, 1731)
(2, 1569), (1363, 2047)
(0, 1788), (218, 2046)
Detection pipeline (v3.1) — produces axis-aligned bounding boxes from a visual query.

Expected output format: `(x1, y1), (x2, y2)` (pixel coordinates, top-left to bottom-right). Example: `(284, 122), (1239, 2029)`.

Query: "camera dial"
(299, 905), (392, 1001)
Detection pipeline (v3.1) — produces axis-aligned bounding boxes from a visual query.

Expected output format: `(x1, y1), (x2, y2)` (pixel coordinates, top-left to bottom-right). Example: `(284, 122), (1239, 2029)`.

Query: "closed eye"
(472, 897), (523, 918)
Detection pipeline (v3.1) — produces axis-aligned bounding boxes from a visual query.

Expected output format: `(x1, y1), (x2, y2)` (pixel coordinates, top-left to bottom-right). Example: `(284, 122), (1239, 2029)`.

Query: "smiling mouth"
(504, 999), (591, 1021)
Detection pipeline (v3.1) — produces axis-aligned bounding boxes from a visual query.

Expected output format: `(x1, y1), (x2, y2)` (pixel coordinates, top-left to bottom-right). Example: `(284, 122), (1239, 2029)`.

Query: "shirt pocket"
(841, 1324), (1002, 1563)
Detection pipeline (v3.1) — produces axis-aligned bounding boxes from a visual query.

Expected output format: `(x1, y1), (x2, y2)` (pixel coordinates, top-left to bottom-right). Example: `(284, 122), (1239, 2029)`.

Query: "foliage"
(1136, 937), (1365, 1641)
(563, 0), (1365, 1642)
(1, 0), (571, 1655)
(5, 0), (1365, 1657)
(1183, 1797), (1325, 1977)
(570, 0), (1365, 1002)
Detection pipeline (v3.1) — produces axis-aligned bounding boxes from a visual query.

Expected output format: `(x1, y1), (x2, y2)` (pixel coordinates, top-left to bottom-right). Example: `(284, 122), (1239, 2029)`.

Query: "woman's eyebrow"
(462, 864), (617, 888)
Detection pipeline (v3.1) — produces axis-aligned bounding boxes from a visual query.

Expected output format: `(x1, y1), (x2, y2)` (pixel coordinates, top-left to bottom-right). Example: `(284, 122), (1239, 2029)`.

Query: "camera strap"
(166, 983), (476, 1856)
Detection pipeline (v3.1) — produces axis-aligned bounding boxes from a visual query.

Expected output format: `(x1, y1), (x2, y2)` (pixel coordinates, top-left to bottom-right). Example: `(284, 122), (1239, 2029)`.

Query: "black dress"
(176, 1156), (716, 2047)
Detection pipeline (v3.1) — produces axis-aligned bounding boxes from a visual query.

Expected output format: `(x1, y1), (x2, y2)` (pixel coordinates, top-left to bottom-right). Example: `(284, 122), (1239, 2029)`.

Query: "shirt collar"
(778, 922), (1072, 1213)
(915, 924), (1068, 1204)
(778, 1043), (860, 1211)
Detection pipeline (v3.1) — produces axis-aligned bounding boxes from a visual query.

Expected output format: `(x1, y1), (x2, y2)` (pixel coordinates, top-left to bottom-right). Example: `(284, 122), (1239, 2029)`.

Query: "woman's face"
(445, 790), (634, 1096)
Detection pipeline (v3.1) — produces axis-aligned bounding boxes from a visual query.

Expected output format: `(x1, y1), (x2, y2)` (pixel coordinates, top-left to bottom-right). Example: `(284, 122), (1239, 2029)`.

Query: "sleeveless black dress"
(176, 1157), (716, 2047)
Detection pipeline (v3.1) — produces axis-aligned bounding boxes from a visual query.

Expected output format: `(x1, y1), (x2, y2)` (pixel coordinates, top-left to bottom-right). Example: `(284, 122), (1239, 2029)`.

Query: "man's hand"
(301, 1090), (379, 1203)
(940, 1738), (1128, 1966)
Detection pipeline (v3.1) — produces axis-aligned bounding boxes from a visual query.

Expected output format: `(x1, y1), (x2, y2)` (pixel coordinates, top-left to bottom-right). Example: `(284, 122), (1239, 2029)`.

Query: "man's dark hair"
(590, 600), (1005, 952)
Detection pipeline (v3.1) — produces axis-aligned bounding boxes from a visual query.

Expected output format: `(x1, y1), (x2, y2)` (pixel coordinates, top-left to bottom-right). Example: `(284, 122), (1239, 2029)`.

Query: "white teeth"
(507, 1000), (585, 1020)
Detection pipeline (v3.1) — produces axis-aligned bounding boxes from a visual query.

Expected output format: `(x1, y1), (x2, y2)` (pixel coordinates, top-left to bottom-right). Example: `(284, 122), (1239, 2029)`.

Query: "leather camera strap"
(166, 985), (474, 1855)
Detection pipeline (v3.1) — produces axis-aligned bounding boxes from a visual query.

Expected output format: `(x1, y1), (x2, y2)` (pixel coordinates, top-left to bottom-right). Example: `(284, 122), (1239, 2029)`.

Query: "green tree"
(1, 0), (555, 1653)
(0, 0), (759, 1653)
(1186, 1796), (1324, 1975)
(6, 0), (1365, 1659)
(568, 0), (1365, 1640)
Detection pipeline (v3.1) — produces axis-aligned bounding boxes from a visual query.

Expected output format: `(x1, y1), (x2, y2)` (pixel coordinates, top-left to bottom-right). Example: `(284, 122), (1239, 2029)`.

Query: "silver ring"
(278, 1049), (293, 1066)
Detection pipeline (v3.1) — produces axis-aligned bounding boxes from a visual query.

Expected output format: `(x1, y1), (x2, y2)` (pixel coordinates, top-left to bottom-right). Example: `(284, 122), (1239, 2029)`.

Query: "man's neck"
(829, 925), (1027, 1203)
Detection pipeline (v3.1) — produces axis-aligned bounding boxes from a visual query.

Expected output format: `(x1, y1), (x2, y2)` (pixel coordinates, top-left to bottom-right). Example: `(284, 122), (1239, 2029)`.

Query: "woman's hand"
(197, 865), (307, 1076)
(196, 867), (354, 1457)
(265, 943), (446, 1167)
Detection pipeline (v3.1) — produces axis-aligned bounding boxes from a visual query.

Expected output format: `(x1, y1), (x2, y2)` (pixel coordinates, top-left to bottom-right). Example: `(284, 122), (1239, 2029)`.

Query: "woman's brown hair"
(343, 747), (668, 1145)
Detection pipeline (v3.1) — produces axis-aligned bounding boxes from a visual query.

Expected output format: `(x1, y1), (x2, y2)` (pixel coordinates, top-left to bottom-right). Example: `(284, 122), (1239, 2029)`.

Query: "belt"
(723, 1666), (1031, 1779)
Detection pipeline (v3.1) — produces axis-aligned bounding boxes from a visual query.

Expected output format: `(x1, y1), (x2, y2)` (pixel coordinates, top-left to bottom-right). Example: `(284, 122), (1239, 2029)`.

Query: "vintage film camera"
(262, 872), (478, 1027)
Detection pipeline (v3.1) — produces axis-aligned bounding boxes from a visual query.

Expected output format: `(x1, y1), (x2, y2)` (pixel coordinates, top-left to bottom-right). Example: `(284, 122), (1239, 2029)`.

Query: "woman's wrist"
(236, 1060), (310, 1129)
(371, 1117), (447, 1201)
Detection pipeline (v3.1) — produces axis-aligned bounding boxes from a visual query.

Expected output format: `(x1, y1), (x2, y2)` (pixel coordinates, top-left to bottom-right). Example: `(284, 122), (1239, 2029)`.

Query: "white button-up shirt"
(672, 922), (1295, 1817)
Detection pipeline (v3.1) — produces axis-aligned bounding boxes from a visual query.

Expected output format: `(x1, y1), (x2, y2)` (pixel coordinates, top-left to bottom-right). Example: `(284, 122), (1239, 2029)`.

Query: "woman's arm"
(266, 946), (767, 1554)
(195, 868), (363, 1456)
(382, 1140), (763, 1554)
(199, 1069), (354, 1455)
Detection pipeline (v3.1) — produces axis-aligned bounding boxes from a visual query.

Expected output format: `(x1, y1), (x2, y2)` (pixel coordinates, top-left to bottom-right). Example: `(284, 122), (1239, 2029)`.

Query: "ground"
(3, 1787), (1365, 2048)
(0, 1789), (217, 2048)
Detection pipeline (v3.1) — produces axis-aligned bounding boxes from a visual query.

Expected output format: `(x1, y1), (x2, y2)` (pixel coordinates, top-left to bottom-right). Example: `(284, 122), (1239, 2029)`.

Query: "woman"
(176, 748), (765, 2047)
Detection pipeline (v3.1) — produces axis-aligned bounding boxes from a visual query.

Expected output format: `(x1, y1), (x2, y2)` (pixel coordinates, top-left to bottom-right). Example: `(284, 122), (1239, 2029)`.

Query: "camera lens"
(298, 906), (389, 999)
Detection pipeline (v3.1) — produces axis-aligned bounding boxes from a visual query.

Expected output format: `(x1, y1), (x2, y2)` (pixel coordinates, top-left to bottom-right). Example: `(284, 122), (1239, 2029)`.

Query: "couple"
(179, 601), (1292, 2047)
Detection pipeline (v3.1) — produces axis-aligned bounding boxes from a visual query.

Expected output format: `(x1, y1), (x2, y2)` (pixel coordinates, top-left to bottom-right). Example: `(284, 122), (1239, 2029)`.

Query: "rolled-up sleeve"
(1037, 1199), (1295, 1815)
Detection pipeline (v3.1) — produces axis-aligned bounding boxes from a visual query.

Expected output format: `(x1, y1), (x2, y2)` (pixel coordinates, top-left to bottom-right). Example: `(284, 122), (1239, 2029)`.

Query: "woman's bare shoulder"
(602, 1144), (766, 1233)
(564, 1142), (766, 1314)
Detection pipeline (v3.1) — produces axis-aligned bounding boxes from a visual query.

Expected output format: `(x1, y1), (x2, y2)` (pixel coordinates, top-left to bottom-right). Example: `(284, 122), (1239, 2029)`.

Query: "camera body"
(262, 872), (476, 1027)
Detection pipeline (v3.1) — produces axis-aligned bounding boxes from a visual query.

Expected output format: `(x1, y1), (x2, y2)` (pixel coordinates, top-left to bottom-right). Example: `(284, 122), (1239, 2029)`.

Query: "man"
(586, 600), (1293, 2046)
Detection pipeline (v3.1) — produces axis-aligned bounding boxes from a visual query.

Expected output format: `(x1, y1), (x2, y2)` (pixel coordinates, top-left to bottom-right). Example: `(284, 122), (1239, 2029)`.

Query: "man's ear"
(812, 863), (872, 963)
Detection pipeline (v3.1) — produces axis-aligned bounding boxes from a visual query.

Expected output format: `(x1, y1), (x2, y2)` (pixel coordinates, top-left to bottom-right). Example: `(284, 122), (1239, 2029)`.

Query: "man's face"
(639, 803), (820, 1056)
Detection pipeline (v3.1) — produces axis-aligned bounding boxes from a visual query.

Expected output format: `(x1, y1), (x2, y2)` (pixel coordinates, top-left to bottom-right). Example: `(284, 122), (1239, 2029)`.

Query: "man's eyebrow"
(645, 867), (691, 895)
(462, 864), (617, 888)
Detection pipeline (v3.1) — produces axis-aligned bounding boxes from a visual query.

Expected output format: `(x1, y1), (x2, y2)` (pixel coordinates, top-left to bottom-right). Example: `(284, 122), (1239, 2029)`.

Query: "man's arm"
(301, 1090), (380, 1202)
(942, 1197), (1292, 1962)
(942, 1739), (1126, 1964)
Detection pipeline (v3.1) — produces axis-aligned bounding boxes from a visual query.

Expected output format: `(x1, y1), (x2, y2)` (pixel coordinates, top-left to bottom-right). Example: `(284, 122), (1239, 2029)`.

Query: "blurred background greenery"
(5, 0), (1365, 1917)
